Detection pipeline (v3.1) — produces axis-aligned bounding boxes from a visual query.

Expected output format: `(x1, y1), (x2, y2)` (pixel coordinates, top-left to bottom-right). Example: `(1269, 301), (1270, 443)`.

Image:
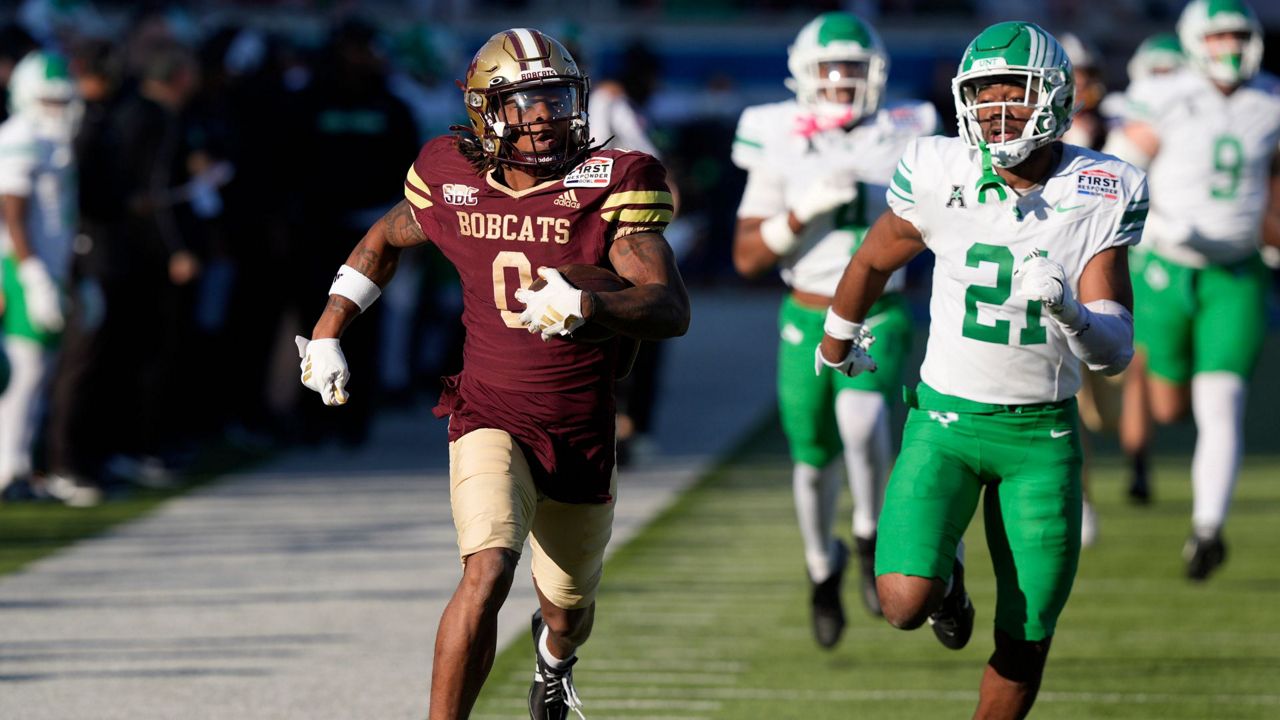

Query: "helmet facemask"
(1178, 0), (1263, 87)
(785, 13), (888, 125)
(954, 67), (1072, 168)
(469, 81), (588, 176)
(1197, 30), (1261, 86)
(787, 54), (885, 123)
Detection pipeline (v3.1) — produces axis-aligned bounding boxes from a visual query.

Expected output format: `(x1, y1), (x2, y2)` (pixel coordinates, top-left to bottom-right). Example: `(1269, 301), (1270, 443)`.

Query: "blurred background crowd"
(0, 0), (1276, 506)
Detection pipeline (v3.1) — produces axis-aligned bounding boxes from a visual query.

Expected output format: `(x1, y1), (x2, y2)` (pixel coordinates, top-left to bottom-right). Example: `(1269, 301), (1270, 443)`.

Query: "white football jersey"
(1125, 69), (1280, 267)
(0, 114), (76, 282)
(888, 136), (1147, 404)
(732, 98), (938, 297)
(589, 84), (661, 159)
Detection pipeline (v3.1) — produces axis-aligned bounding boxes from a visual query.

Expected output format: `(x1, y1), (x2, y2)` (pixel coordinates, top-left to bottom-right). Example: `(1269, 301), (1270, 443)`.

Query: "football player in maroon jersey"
(297, 28), (689, 720)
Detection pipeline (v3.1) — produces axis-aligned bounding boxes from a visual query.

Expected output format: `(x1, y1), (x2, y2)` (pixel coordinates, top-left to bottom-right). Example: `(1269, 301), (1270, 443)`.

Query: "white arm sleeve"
(1059, 299), (1134, 376)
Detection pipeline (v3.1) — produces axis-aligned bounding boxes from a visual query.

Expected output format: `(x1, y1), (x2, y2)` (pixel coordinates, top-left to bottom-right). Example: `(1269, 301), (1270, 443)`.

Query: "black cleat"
(1127, 452), (1152, 505)
(1184, 532), (1227, 582)
(854, 535), (882, 617)
(528, 610), (584, 719)
(929, 559), (974, 650)
(528, 610), (585, 720)
(810, 540), (849, 649)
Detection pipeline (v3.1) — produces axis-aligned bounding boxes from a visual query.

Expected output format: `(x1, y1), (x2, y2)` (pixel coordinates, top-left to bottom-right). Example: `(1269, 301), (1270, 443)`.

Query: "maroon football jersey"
(405, 136), (673, 503)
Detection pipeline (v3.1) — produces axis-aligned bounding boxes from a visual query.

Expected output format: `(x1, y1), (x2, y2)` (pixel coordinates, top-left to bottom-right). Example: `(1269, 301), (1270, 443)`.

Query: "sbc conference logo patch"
(1076, 169), (1121, 200)
(564, 157), (614, 188)
(442, 184), (479, 206)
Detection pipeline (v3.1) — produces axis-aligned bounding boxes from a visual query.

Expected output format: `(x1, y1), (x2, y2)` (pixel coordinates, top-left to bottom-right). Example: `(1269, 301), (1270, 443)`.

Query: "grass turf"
(470, 418), (1280, 720)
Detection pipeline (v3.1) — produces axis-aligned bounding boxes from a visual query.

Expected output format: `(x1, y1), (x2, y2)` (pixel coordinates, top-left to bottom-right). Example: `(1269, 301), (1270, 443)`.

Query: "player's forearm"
(830, 252), (891, 325)
(310, 220), (403, 340)
(585, 283), (690, 340)
(1, 195), (33, 259)
(1059, 300), (1135, 376)
(1263, 203), (1280, 249)
(1267, 160), (1280, 248)
(819, 254), (889, 362)
(733, 215), (802, 278)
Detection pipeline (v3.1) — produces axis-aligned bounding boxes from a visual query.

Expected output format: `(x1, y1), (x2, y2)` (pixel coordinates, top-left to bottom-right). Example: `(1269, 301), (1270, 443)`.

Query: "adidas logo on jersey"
(553, 190), (582, 209)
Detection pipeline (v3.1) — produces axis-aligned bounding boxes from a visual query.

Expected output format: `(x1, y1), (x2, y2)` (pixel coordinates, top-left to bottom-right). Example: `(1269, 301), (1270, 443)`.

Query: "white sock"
(0, 338), (50, 484)
(538, 624), (573, 669)
(1190, 372), (1245, 535)
(835, 389), (890, 539)
(793, 462), (841, 582)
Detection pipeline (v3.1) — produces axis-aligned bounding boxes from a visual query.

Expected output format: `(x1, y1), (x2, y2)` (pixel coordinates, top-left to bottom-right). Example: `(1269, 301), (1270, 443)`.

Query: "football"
(528, 264), (632, 343)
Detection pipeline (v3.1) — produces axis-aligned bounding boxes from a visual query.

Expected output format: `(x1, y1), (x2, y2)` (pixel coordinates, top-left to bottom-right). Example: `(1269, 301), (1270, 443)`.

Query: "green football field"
(472, 419), (1280, 720)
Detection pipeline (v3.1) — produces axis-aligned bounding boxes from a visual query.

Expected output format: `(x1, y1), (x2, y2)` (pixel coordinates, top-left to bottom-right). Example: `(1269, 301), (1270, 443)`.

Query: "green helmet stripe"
(815, 12), (872, 47)
(43, 54), (70, 81)
(1206, 0), (1250, 19)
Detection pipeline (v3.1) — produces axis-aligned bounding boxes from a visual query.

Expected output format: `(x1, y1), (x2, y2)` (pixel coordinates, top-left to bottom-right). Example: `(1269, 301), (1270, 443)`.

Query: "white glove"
(514, 267), (585, 341)
(1014, 255), (1082, 327)
(815, 327), (878, 378)
(791, 173), (858, 225)
(17, 257), (64, 332)
(296, 335), (349, 406)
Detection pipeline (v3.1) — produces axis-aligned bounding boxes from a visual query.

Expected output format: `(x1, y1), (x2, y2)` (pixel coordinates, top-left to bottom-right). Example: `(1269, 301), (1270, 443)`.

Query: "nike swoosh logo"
(1050, 429), (1073, 438)
(1054, 204), (1085, 213)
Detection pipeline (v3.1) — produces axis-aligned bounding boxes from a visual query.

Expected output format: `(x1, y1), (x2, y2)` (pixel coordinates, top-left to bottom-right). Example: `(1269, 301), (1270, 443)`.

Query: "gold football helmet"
(462, 28), (590, 173)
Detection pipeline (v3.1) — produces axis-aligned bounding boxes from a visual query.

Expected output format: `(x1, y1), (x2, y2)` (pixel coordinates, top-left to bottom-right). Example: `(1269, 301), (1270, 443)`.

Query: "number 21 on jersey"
(962, 243), (1047, 346)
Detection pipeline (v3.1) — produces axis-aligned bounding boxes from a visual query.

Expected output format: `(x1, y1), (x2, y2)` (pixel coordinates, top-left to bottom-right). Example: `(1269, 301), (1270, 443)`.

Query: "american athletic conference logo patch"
(1076, 169), (1121, 201)
(563, 157), (614, 188)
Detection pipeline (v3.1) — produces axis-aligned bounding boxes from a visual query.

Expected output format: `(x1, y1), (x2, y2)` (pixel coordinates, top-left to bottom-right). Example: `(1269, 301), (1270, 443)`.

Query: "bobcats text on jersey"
(456, 212), (571, 244)
(407, 135), (671, 503)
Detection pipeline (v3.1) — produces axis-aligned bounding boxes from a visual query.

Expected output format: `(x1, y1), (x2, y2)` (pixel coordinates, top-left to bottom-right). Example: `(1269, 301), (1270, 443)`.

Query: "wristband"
(823, 307), (862, 340)
(760, 213), (800, 256)
(329, 264), (381, 312)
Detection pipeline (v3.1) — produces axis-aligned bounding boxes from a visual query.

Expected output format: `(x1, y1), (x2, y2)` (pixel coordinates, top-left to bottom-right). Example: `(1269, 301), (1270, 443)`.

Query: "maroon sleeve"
(600, 153), (674, 242)
(403, 136), (468, 242)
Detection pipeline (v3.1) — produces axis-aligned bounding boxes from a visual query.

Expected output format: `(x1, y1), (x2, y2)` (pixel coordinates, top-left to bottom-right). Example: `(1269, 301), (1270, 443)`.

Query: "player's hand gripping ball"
(517, 264), (632, 343)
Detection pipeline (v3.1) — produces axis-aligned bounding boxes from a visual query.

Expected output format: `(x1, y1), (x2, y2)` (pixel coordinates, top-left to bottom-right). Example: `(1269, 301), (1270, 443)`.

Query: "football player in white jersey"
(1103, 0), (1280, 581)
(819, 22), (1144, 717)
(0, 50), (90, 504)
(730, 11), (938, 649)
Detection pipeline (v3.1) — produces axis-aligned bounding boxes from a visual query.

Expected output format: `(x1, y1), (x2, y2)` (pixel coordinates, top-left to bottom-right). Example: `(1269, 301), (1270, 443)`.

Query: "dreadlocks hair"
(449, 125), (608, 177)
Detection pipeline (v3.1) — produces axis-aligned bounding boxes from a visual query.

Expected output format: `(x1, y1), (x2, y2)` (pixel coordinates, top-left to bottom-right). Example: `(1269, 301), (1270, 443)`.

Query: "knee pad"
(988, 631), (1052, 684)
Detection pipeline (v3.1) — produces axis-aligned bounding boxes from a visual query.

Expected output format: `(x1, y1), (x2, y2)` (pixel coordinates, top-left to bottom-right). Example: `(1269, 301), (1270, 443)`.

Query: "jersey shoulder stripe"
(731, 100), (800, 171)
(594, 150), (673, 237)
(404, 164), (433, 208)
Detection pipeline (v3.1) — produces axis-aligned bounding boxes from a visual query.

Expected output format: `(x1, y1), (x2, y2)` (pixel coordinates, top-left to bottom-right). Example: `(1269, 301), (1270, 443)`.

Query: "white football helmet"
(786, 12), (888, 123)
(7, 50), (81, 139)
(952, 22), (1074, 169)
(1126, 33), (1185, 84)
(1177, 0), (1262, 86)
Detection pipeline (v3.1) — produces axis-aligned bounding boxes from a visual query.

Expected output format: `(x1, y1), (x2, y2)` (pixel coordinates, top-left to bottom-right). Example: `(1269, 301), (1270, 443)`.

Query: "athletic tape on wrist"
(329, 264), (381, 312)
(760, 213), (799, 256)
(823, 307), (862, 340)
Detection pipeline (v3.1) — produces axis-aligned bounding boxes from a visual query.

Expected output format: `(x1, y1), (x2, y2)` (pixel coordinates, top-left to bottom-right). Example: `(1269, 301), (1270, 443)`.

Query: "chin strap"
(975, 141), (1008, 204)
